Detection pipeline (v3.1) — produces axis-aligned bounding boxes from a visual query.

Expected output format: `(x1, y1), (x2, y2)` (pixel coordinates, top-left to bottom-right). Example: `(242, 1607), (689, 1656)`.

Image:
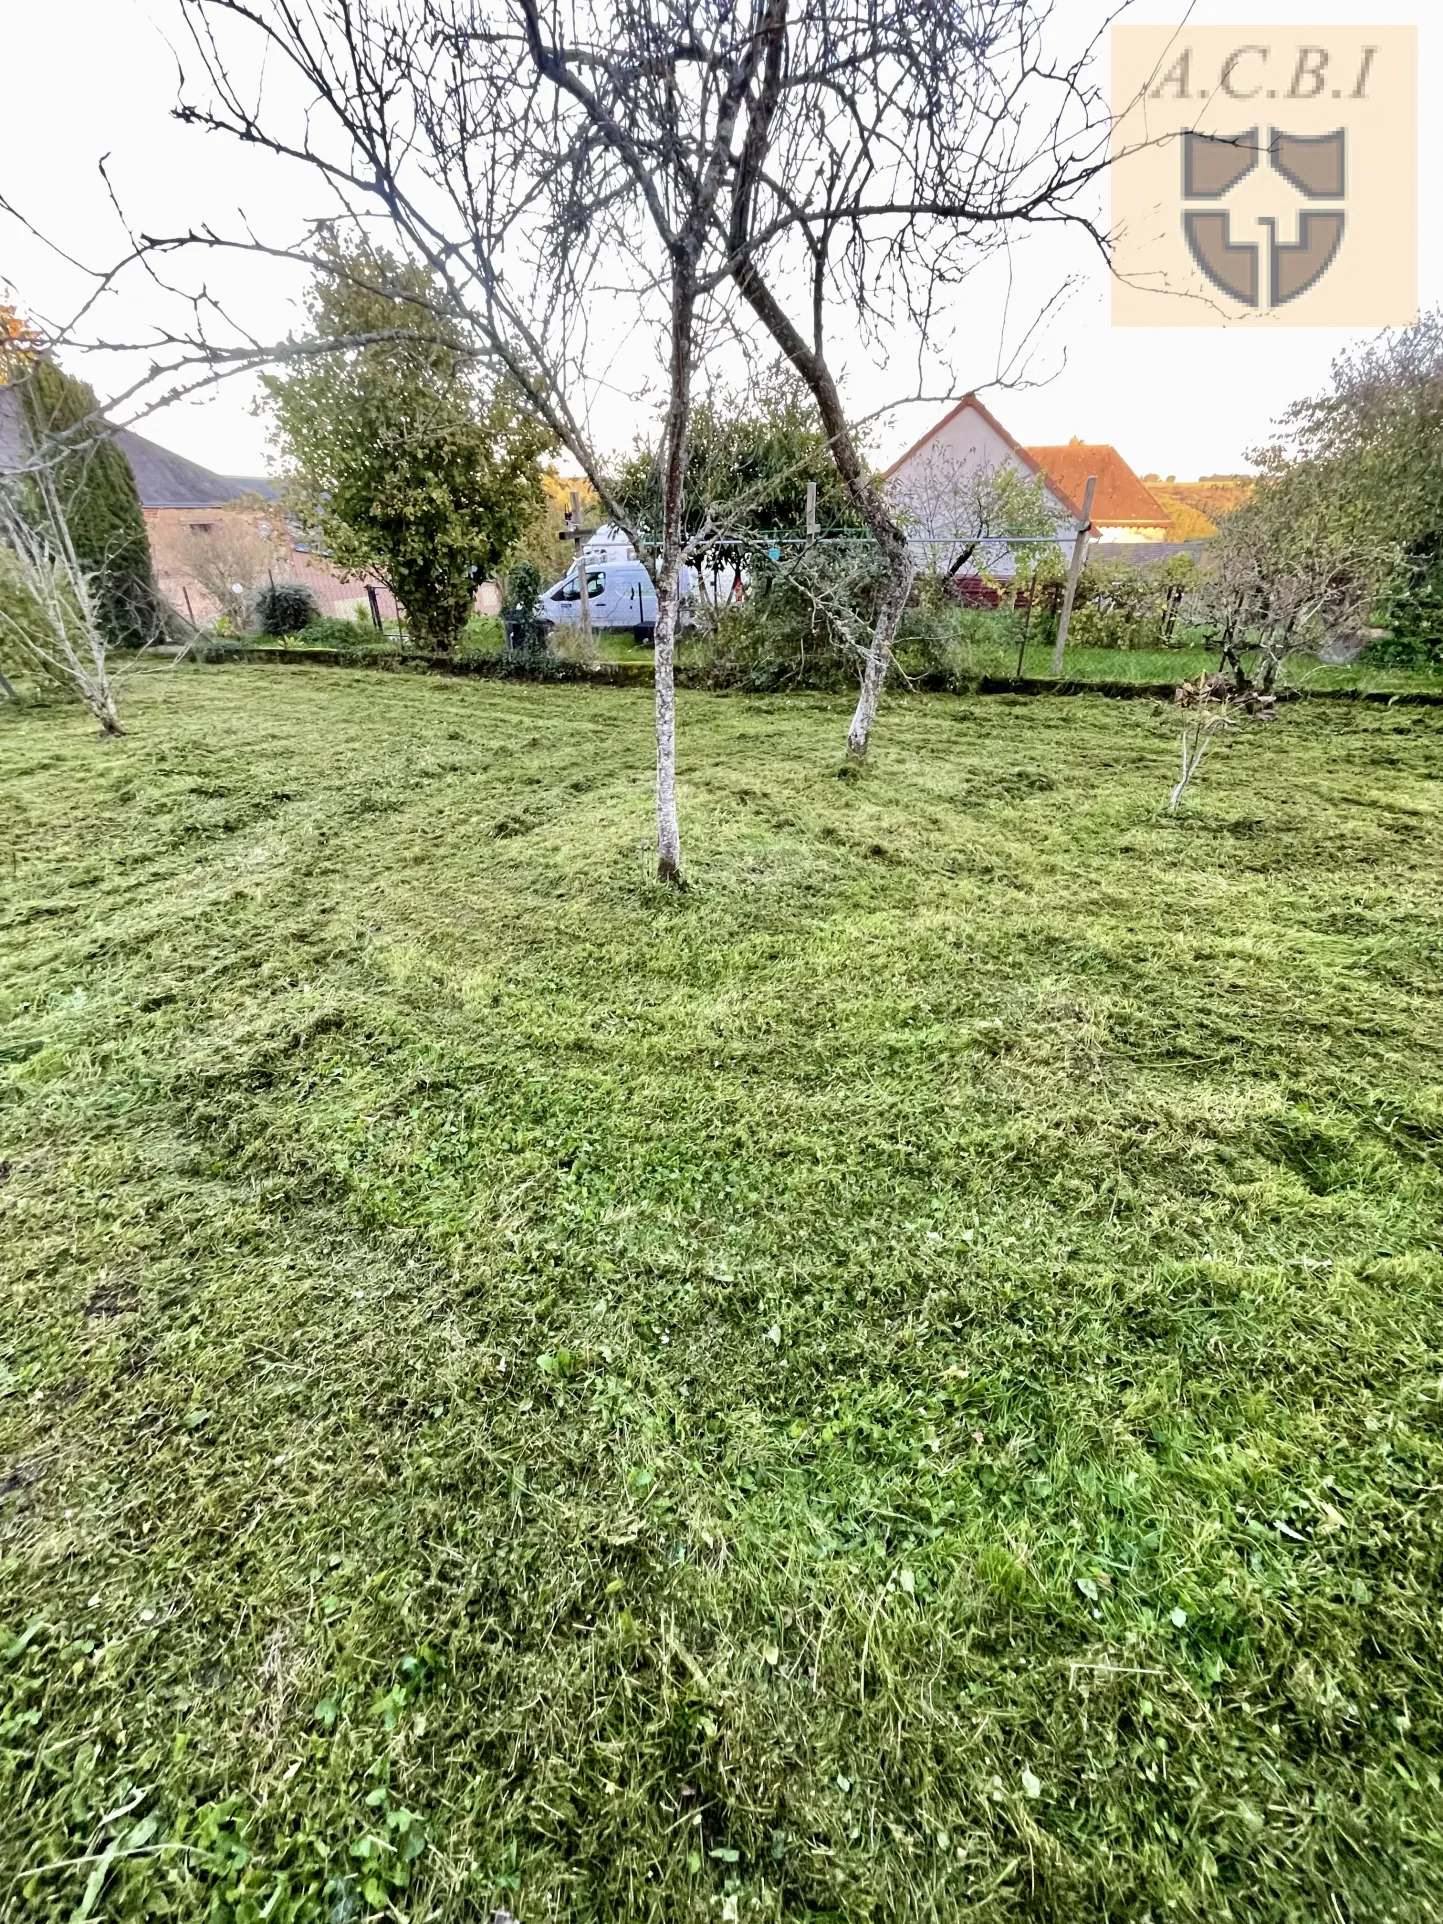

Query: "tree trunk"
(847, 540), (914, 755)
(86, 670), (124, 735)
(653, 558), (682, 882)
(653, 259), (697, 885)
(728, 260), (912, 760)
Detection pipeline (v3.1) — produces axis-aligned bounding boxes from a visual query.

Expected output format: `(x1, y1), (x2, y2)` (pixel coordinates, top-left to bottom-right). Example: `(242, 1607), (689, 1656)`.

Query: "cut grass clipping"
(2, 667), (1441, 1923)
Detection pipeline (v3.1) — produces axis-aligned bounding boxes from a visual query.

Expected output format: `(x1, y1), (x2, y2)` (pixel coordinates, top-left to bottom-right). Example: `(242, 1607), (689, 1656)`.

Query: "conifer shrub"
(253, 580), (320, 637)
(16, 359), (167, 650)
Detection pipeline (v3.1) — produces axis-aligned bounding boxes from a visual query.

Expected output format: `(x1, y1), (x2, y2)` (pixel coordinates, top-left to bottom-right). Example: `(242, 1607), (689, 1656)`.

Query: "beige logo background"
(1110, 25), (1416, 327)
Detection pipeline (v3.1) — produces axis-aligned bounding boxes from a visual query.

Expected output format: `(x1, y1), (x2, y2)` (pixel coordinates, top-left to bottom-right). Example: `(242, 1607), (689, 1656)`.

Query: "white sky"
(3, 0), (1438, 483)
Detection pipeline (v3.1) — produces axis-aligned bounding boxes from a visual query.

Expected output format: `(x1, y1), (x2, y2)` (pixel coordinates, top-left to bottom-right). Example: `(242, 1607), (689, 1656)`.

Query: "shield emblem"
(1267, 211), (1346, 304)
(1182, 127), (1346, 309)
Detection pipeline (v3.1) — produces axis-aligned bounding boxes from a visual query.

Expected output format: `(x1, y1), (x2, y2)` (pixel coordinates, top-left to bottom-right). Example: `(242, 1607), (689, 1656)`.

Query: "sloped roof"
(1023, 441), (1167, 530)
(0, 388), (275, 508)
(882, 393), (1084, 517)
(114, 428), (277, 508)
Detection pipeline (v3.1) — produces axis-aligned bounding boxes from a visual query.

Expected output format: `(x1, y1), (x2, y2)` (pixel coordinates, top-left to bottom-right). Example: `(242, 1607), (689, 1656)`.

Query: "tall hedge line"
(17, 359), (167, 648)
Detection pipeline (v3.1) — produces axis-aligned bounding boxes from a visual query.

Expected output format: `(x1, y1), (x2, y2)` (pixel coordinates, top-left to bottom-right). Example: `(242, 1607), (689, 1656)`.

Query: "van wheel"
(634, 625), (655, 648)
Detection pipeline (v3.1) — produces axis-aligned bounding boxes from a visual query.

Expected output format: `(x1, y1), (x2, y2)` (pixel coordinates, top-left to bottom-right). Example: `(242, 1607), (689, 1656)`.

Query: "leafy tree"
(1252, 313), (1443, 661)
(502, 561), (548, 658)
(2, 343), (165, 650)
(262, 242), (554, 651)
(609, 368), (862, 574)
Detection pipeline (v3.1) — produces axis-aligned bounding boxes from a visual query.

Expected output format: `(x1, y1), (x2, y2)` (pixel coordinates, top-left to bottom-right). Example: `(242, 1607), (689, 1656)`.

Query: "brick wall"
(146, 506), (500, 629)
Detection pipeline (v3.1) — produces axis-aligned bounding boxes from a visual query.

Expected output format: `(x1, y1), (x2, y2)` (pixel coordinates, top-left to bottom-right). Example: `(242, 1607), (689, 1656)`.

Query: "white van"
(539, 539), (696, 644)
(541, 559), (659, 642)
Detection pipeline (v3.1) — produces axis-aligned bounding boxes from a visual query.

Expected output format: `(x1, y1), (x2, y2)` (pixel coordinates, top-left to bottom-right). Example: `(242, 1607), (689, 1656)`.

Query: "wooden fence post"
(1050, 474), (1097, 678)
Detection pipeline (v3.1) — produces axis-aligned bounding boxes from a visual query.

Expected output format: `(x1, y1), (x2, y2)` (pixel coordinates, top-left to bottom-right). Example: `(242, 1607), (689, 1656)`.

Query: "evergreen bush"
(253, 580), (320, 636)
(14, 360), (167, 650)
(502, 562), (548, 657)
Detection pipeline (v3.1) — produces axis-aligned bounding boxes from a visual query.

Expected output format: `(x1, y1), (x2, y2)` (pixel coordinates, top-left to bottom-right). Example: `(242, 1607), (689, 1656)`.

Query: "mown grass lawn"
(2, 667), (1441, 1924)
(291, 621), (1443, 697)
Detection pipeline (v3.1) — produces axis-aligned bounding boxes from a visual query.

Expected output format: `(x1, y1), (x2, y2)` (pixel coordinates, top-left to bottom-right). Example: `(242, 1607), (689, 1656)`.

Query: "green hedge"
(17, 359), (168, 649)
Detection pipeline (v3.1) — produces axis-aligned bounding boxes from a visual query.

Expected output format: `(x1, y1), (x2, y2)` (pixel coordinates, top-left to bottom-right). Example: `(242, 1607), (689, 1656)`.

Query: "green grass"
(2, 668), (1442, 1924)
(982, 641), (1443, 695)
(275, 619), (655, 667)
(268, 614), (1443, 695)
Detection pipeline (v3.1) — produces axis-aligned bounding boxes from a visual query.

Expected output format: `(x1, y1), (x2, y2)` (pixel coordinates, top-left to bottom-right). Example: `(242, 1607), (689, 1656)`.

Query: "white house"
(882, 394), (1081, 585)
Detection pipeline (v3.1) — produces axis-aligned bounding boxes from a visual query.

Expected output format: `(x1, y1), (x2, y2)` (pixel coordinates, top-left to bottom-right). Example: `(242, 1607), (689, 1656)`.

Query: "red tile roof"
(1023, 442), (1168, 530)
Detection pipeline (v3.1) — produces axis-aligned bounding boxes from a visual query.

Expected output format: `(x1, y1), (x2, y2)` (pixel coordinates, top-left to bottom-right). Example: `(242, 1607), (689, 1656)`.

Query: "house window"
(187, 521), (216, 535)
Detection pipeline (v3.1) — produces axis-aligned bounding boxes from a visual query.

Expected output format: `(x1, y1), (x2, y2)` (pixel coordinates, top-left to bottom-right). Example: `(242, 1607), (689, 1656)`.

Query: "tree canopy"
(1246, 313), (1443, 659)
(609, 370), (863, 568)
(262, 242), (554, 650)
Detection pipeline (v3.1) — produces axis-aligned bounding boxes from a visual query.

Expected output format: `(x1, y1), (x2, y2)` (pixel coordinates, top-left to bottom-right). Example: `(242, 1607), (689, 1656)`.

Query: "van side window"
(551, 570), (605, 603)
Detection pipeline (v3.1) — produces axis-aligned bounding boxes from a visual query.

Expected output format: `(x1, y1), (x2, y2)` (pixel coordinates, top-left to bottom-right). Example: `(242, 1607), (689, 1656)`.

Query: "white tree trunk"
(653, 556), (683, 882)
(650, 256), (701, 884)
(847, 542), (915, 758)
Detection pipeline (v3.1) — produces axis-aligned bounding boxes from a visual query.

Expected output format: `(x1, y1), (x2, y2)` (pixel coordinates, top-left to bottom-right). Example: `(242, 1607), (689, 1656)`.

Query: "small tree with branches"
(1188, 473), (1399, 692)
(0, 345), (171, 730)
(891, 452), (1059, 609)
(708, 0), (1108, 752)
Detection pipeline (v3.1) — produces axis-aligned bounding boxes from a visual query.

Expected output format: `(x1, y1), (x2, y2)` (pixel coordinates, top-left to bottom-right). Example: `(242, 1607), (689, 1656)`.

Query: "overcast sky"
(3, 0), (1438, 483)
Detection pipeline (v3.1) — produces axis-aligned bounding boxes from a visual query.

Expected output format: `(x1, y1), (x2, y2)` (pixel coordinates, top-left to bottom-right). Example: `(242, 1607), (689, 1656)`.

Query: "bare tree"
(0, 463), (126, 734)
(164, 0), (797, 882)
(706, 0), (1110, 753)
(152, 509), (282, 629)
(1187, 477), (1399, 693)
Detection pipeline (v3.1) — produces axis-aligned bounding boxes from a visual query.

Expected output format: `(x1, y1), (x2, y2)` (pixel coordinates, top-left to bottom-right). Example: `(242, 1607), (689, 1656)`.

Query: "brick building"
(117, 429), (409, 627)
